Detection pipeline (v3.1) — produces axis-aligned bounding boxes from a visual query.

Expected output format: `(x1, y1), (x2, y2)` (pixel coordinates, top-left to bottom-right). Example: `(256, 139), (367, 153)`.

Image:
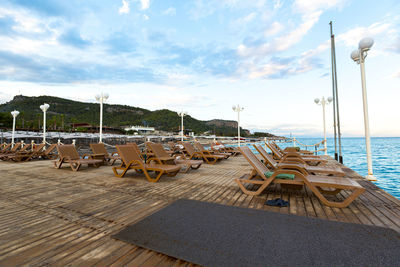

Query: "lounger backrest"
(1, 143), (11, 152)
(116, 145), (143, 165)
(181, 142), (196, 156)
(239, 146), (270, 177)
(57, 145), (80, 160)
(254, 145), (277, 167)
(44, 144), (57, 155)
(266, 142), (283, 158)
(145, 141), (154, 153)
(194, 142), (206, 152)
(19, 143), (32, 152)
(148, 143), (170, 158)
(90, 143), (109, 156)
(11, 142), (22, 152)
(33, 143), (45, 152)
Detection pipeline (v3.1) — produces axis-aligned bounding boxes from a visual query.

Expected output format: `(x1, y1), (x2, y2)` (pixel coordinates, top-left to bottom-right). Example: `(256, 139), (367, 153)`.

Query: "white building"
(124, 125), (155, 134)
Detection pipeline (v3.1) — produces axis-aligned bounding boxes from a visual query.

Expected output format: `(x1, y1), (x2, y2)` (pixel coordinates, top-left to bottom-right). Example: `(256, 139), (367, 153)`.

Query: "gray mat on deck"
(113, 199), (400, 267)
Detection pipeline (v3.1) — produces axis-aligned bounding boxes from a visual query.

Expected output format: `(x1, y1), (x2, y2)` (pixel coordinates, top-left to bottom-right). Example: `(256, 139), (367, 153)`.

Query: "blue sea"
(248, 137), (400, 199)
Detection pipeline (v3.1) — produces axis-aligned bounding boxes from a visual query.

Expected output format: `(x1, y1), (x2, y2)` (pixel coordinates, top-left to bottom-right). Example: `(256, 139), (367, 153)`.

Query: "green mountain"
(0, 95), (269, 137)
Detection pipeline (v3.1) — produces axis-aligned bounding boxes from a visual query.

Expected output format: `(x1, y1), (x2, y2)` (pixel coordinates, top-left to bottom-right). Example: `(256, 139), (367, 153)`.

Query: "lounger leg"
(112, 166), (129, 178)
(305, 181), (365, 208)
(234, 178), (271, 196)
(316, 187), (342, 195)
(144, 170), (163, 183)
(70, 162), (81, 171)
(191, 163), (202, 169)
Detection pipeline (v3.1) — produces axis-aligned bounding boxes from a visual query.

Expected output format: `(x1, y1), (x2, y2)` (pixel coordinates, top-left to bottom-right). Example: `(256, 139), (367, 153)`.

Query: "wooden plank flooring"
(0, 154), (399, 266)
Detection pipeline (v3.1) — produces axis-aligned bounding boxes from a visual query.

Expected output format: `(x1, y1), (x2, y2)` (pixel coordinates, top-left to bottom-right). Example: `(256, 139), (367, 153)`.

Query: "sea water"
(261, 137), (400, 200)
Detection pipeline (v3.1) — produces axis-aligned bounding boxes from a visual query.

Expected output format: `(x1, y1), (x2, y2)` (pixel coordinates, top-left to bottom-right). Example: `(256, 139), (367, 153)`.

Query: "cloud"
(58, 29), (91, 48)
(143, 14), (149, 20)
(163, 7), (176, 16)
(0, 49), (160, 84)
(391, 70), (400, 78)
(265, 22), (284, 36)
(10, 0), (67, 16)
(119, 0), (130, 14)
(140, 0), (150, 10)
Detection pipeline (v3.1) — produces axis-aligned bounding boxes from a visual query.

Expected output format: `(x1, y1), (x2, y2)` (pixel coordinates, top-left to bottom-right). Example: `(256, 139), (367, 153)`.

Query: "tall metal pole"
(11, 110), (19, 147)
(237, 109), (240, 147)
(232, 105), (244, 147)
(359, 51), (375, 180)
(332, 35), (343, 163)
(96, 93), (108, 143)
(329, 22), (338, 161)
(181, 113), (184, 142)
(43, 109), (47, 144)
(99, 97), (103, 143)
(321, 98), (327, 155)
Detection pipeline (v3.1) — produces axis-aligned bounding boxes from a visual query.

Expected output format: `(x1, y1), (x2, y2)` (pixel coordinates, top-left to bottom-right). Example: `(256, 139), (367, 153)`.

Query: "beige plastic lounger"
(271, 141), (314, 155)
(90, 143), (120, 165)
(236, 146), (365, 208)
(112, 145), (181, 182)
(211, 142), (241, 156)
(179, 141), (225, 164)
(266, 142), (326, 165)
(6, 143), (46, 162)
(54, 145), (103, 171)
(194, 142), (230, 159)
(0, 142), (22, 160)
(147, 142), (202, 173)
(254, 145), (345, 177)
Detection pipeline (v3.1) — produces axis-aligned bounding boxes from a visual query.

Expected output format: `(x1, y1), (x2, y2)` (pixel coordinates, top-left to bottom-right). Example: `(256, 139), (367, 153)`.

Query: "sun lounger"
(90, 143), (120, 165)
(5, 143), (45, 162)
(266, 142), (326, 165)
(0, 143), (12, 153)
(194, 142), (230, 159)
(236, 146), (365, 208)
(54, 145), (103, 171)
(179, 141), (225, 164)
(147, 142), (202, 173)
(211, 142), (241, 156)
(254, 145), (345, 176)
(112, 145), (181, 182)
(271, 141), (314, 155)
(0, 142), (22, 160)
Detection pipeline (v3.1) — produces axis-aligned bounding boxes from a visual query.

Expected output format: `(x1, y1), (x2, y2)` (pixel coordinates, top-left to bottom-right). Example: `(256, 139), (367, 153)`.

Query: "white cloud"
(293, 0), (346, 14)
(140, 0), (150, 10)
(118, 0), (130, 14)
(143, 14), (149, 20)
(336, 22), (392, 48)
(391, 70), (400, 78)
(163, 7), (176, 16)
(265, 22), (284, 36)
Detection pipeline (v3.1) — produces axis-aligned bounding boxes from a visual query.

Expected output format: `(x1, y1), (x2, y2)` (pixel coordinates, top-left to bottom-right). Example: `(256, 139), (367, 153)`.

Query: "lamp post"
(314, 97), (332, 155)
(95, 92), (109, 143)
(10, 110), (19, 147)
(232, 104), (244, 147)
(40, 103), (50, 144)
(350, 37), (376, 181)
(178, 111), (187, 141)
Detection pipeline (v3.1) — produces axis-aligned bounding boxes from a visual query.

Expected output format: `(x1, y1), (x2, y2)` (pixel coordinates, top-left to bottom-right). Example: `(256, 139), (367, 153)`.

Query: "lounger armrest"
(147, 157), (163, 165)
(276, 164), (308, 176)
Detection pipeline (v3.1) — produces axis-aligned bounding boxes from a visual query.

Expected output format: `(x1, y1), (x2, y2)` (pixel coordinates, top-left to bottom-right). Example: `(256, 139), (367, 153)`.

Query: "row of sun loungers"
(0, 139), (365, 208)
(0, 142), (57, 162)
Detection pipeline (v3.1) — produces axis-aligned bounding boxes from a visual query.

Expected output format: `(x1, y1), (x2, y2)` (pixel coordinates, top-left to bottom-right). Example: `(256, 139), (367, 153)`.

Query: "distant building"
(124, 125), (155, 134)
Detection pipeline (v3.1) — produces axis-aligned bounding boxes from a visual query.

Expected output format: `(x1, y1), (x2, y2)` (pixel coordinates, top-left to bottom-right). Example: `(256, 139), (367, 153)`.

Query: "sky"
(0, 0), (399, 137)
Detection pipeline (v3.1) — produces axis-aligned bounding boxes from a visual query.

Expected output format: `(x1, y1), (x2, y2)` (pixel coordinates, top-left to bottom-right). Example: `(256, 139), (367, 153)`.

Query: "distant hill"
(0, 95), (276, 137)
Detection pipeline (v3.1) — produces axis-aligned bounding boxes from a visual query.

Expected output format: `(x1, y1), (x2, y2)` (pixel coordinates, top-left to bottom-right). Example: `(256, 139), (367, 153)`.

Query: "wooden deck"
(0, 154), (399, 266)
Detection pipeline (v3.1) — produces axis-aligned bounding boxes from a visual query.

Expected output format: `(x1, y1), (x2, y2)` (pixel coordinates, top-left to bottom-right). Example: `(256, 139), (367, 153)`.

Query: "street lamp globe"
(11, 110), (20, 118)
(350, 50), (360, 62)
(359, 37), (374, 51)
(327, 97), (333, 103)
(314, 98), (320, 104)
(40, 103), (50, 112)
(103, 93), (109, 100)
(95, 94), (100, 101)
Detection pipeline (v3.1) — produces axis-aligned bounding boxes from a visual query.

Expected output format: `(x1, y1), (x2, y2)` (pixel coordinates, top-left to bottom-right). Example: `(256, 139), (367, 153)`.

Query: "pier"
(0, 154), (399, 266)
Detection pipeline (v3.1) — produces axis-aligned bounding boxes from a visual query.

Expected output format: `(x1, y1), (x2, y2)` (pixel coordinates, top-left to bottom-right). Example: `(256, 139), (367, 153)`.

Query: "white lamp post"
(10, 110), (19, 147)
(314, 97), (332, 155)
(95, 92), (109, 143)
(350, 37), (376, 181)
(40, 103), (50, 144)
(232, 104), (244, 147)
(178, 111), (187, 141)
